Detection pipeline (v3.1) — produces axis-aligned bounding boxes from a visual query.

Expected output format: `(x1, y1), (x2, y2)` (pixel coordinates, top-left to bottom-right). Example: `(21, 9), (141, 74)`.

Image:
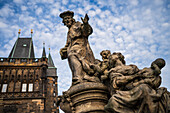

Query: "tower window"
(23, 44), (27, 47)
(2, 84), (7, 92)
(54, 101), (56, 107)
(18, 75), (20, 80)
(22, 83), (27, 92)
(53, 83), (55, 87)
(28, 83), (33, 92)
(12, 75), (14, 79)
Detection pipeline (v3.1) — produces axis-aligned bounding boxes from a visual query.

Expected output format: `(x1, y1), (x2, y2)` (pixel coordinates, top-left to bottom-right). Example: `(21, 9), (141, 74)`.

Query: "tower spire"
(48, 48), (55, 67)
(42, 42), (46, 58)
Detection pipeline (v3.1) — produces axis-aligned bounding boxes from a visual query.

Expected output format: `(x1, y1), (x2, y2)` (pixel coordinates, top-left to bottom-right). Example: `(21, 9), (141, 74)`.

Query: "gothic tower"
(0, 30), (59, 113)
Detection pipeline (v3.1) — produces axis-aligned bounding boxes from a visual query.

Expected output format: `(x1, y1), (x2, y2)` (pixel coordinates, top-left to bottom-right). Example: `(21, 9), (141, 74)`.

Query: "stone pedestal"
(67, 82), (109, 113)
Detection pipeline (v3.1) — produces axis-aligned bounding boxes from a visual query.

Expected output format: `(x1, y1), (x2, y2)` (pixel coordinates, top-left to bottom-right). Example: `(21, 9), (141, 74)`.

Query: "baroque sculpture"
(58, 11), (170, 113)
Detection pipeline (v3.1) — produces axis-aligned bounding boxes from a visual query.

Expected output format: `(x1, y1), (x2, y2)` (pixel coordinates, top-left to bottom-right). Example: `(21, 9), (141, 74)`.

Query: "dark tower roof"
(48, 51), (55, 67)
(42, 42), (46, 58)
(47, 48), (57, 77)
(8, 38), (35, 58)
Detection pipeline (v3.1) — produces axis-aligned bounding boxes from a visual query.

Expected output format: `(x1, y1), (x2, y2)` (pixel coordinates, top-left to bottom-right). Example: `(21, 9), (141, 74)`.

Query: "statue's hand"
(60, 47), (67, 60)
(81, 14), (89, 24)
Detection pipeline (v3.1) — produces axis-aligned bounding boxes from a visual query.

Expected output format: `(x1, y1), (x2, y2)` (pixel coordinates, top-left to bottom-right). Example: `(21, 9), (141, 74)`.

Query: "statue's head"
(151, 58), (166, 69)
(60, 11), (75, 28)
(100, 50), (111, 60)
(109, 52), (126, 67)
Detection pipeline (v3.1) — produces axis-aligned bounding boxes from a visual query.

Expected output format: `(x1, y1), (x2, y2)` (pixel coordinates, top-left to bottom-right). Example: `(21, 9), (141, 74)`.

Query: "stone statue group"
(58, 11), (170, 113)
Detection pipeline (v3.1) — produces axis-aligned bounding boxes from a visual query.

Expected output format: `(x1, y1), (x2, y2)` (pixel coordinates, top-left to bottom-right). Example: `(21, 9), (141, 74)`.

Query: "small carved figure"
(90, 50), (111, 81)
(132, 58), (166, 89)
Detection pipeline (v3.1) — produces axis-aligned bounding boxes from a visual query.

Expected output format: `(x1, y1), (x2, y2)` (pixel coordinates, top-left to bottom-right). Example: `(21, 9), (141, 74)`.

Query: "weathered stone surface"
(59, 82), (108, 113)
(103, 53), (170, 113)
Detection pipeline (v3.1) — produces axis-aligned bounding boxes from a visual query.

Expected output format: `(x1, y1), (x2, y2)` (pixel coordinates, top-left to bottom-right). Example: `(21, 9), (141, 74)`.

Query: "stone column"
(61, 82), (109, 113)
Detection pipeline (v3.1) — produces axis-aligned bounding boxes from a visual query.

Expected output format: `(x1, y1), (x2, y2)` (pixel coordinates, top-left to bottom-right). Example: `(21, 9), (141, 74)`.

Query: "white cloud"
(21, 6), (27, 11)
(35, 7), (43, 15)
(162, 23), (170, 27)
(51, 8), (60, 16)
(0, 22), (8, 28)
(129, 0), (139, 6)
(13, 0), (23, 4)
(62, 0), (68, 5)
(0, 5), (14, 17)
(115, 25), (122, 31)
(168, 4), (170, 8)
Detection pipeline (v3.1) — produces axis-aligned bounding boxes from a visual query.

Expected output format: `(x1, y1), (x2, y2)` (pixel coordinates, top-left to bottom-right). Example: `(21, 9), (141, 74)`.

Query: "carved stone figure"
(59, 11), (95, 85)
(134, 58), (165, 89)
(104, 53), (169, 113)
(92, 50), (111, 81)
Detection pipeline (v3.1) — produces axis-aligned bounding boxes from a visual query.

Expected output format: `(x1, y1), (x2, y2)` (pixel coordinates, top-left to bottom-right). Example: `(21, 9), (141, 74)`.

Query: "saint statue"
(59, 11), (95, 85)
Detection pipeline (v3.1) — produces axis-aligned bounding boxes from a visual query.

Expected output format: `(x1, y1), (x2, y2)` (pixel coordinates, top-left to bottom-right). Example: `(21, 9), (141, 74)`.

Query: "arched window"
(24, 75), (26, 80)
(29, 75), (33, 80)
(53, 91), (56, 96)
(54, 101), (56, 107)
(36, 75), (39, 79)
(11, 75), (14, 80)
(28, 83), (33, 92)
(2, 84), (7, 92)
(5, 75), (8, 79)
(22, 83), (27, 92)
(18, 75), (21, 80)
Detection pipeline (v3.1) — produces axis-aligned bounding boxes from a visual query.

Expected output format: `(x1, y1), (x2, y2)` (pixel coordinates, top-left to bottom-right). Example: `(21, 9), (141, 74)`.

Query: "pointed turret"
(47, 48), (57, 77)
(42, 42), (46, 58)
(48, 48), (55, 67)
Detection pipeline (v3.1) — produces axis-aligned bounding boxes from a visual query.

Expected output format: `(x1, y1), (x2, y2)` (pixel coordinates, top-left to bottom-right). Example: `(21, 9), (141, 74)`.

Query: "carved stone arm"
(109, 72), (140, 88)
(81, 14), (93, 36)
(60, 47), (68, 60)
(115, 74), (139, 86)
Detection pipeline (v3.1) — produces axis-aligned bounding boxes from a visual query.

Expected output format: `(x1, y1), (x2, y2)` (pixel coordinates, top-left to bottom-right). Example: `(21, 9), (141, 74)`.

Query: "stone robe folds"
(105, 73), (170, 113)
(65, 21), (95, 82)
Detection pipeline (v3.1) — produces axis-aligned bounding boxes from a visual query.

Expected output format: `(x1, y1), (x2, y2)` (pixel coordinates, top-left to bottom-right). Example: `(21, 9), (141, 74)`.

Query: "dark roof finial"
(18, 29), (21, 38)
(31, 29), (33, 38)
(42, 42), (46, 58)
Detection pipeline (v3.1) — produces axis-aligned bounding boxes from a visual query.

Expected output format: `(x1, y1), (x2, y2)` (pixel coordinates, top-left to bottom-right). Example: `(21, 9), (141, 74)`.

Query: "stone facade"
(0, 37), (59, 113)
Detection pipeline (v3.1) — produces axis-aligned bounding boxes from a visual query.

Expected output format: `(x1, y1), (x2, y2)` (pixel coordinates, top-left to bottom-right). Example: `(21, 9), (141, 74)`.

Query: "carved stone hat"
(59, 11), (74, 18)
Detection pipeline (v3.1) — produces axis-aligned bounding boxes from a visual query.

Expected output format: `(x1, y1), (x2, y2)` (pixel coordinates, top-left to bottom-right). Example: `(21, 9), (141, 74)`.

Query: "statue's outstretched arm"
(110, 72), (139, 87)
(81, 14), (93, 36)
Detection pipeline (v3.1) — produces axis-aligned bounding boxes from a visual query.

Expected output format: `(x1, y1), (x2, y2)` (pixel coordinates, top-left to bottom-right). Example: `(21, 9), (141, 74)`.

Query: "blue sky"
(0, 0), (170, 99)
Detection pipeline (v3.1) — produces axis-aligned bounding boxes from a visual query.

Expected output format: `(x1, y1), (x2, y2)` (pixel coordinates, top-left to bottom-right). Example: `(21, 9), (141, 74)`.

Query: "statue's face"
(63, 16), (73, 28)
(101, 50), (111, 59)
(109, 55), (118, 66)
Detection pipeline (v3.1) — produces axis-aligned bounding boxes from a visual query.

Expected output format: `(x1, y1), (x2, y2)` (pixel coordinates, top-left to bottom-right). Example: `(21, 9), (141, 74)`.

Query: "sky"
(0, 0), (170, 109)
